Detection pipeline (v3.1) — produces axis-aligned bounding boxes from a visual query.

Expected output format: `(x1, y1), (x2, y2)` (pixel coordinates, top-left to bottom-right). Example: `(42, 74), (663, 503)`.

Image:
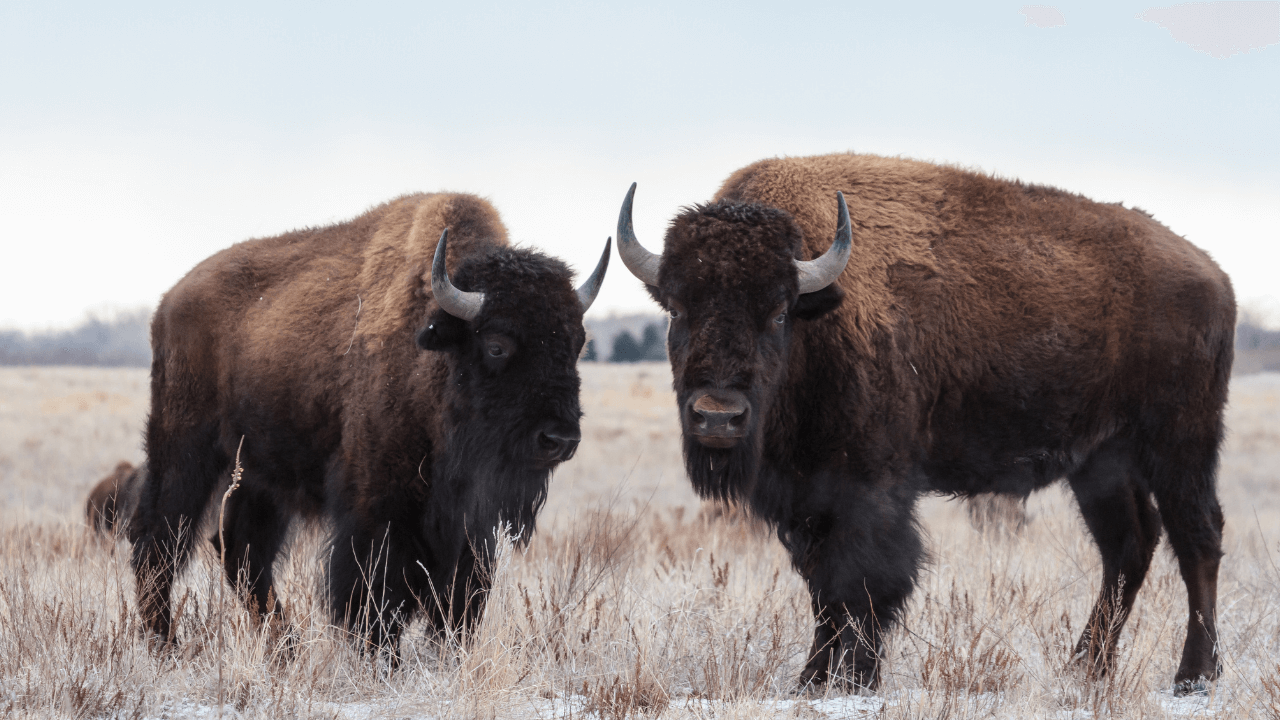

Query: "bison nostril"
(690, 392), (750, 436)
(538, 433), (560, 452)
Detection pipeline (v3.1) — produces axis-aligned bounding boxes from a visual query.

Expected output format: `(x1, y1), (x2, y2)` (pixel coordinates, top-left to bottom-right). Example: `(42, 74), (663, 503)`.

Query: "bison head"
(615, 184), (850, 499)
(417, 230), (609, 472)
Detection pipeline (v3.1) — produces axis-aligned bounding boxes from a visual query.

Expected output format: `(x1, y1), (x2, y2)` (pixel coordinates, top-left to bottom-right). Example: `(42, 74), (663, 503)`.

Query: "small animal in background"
(85, 460), (144, 536)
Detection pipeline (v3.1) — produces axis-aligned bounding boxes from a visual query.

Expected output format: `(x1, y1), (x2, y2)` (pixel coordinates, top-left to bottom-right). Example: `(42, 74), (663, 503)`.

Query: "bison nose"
(535, 426), (581, 465)
(688, 391), (750, 448)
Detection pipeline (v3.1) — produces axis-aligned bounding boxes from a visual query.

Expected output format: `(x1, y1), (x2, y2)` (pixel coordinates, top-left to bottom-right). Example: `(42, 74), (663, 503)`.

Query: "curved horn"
(616, 182), (661, 286)
(431, 228), (485, 321)
(576, 237), (611, 313)
(795, 191), (853, 294)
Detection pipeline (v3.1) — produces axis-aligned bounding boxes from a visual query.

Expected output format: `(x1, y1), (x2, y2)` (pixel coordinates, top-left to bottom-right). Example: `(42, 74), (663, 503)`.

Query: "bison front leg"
(801, 598), (892, 692)
(787, 499), (924, 693)
(419, 537), (494, 642)
(328, 518), (418, 661)
(329, 517), (492, 662)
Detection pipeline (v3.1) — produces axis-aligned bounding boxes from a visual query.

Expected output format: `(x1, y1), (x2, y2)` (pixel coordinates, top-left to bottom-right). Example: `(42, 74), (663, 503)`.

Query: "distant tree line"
(0, 309), (151, 366)
(3, 308), (1279, 372)
(1235, 315), (1280, 374)
(607, 322), (666, 362)
(1237, 320), (1280, 351)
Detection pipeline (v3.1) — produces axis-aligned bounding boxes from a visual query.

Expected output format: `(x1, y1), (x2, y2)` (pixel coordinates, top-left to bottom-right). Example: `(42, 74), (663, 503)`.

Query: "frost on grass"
(2, 367), (1280, 718)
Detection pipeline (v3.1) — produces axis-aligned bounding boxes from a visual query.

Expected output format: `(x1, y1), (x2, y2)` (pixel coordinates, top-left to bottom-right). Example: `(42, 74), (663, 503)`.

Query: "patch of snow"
(139, 686), (1228, 719)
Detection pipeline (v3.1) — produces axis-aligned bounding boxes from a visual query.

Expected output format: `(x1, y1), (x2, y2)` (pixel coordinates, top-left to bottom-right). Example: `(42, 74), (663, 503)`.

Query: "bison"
(615, 153), (1234, 696)
(129, 192), (609, 654)
(86, 460), (144, 537)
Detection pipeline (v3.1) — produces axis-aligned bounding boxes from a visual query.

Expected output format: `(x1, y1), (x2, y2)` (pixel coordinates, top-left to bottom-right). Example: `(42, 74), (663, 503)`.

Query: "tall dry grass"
(1, 365), (1278, 718)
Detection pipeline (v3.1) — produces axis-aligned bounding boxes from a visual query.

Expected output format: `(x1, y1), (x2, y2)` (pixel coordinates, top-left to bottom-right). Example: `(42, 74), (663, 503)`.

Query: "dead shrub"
(1261, 664), (1280, 720)
(584, 654), (671, 719)
(920, 624), (1022, 695)
(917, 586), (1023, 696)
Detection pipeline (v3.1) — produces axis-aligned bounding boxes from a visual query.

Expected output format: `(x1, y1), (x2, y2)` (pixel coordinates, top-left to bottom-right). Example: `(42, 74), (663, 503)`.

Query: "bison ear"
(417, 310), (467, 351)
(644, 283), (662, 305)
(793, 284), (844, 321)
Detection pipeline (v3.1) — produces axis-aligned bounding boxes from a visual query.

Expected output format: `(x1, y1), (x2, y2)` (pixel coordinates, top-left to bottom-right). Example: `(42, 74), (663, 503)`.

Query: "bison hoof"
(142, 631), (177, 656)
(1172, 676), (1212, 697)
(791, 677), (828, 698)
(793, 674), (878, 697)
(266, 624), (300, 664)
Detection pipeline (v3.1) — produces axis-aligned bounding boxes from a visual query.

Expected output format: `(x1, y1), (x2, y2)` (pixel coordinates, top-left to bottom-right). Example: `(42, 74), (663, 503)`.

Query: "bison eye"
(773, 311), (786, 325)
(479, 333), (516, 369)
(669, 308), (680, 320)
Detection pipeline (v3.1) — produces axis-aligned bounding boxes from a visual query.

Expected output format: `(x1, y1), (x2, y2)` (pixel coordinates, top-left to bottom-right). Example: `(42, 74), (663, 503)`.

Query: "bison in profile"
(616, 153), (1234, 696)
(86, 460), (144, 537)
(129, 193), (609, 654)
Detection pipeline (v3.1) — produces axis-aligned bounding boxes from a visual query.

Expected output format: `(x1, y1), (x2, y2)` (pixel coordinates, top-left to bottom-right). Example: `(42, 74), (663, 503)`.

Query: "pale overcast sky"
(1, 1), (1277, 329)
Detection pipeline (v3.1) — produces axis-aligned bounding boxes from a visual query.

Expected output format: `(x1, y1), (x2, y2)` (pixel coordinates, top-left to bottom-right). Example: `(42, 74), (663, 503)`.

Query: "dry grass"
(1, 364), (1278, 718)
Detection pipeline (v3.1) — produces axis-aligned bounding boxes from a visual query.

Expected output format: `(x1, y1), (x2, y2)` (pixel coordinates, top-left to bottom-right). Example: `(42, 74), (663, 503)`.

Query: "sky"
(1, 1), (1277, 330)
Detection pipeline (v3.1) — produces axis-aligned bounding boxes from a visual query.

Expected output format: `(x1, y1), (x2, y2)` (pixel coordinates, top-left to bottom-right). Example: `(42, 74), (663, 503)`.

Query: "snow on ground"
(141, 688), (1226, 719)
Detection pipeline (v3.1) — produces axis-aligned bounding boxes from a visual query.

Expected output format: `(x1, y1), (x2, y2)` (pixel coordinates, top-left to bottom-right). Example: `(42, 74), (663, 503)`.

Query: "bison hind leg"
(130, 425), (227, 642)
(218, 481), (294, 646)
(1066, 437), (1162, 680)
(1145, 432), (1226, 695)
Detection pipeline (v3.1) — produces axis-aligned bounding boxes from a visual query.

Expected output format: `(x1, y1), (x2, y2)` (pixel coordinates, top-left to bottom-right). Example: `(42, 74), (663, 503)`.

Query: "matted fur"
(641, 153), (1235, 694)
(129, 193), (589, 654)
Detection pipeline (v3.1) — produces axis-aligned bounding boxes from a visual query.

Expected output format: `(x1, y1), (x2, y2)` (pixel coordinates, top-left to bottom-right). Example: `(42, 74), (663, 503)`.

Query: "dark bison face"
(615, 184), (849, 497)
(417, 231), (609, 470)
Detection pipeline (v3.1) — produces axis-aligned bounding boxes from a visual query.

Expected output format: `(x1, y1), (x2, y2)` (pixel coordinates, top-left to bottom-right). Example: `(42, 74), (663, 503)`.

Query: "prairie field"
(1, 363), (1279, 719)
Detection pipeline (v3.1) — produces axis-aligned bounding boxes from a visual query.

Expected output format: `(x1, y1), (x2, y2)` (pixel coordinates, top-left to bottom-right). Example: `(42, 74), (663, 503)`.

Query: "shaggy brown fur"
(636, 153), (1234, 695)
(85, 461), (143, 537)
(129, 193), (591, 655)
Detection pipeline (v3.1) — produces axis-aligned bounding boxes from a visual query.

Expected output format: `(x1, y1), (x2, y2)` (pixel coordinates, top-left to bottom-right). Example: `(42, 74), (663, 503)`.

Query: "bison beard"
(682, 417), (760, 503)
